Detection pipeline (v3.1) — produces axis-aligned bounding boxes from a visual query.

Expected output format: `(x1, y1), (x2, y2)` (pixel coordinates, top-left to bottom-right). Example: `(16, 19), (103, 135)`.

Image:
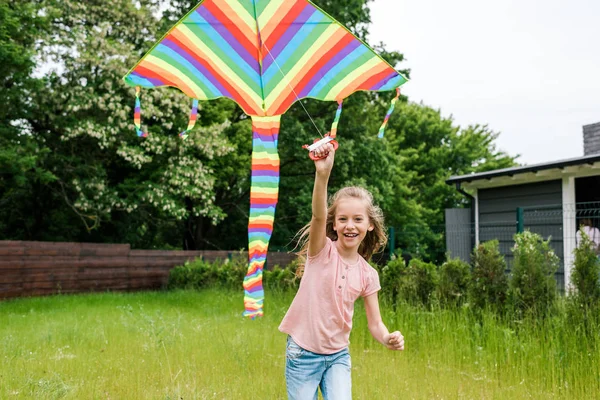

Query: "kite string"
(260, 41), (324, 138)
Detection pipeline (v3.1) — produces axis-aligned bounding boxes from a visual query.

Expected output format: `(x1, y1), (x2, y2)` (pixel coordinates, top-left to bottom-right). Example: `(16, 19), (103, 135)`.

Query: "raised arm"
(307, 143), (335, 257)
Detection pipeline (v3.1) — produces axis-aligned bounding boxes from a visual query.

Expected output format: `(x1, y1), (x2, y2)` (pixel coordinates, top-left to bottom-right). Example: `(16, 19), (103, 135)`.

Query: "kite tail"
(179, 99), (199, 139)
(243, 116), (281, 319)
(134, 86), (148, 138)
(377, 87), (401, 139)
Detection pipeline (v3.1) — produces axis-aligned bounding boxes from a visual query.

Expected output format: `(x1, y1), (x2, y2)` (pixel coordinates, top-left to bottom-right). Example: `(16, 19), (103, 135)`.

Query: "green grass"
(0, 289), (598, 399)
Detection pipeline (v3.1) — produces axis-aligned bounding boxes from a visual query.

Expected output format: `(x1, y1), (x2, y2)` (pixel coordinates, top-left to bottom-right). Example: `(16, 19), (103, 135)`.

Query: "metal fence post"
(389, 227), (395, 260)
(516, 207), (524, 233)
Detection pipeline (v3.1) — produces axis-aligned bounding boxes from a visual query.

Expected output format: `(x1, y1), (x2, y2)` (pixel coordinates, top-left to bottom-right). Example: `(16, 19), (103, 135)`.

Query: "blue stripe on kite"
(126, 75), (158, 87)
(186, 12), (261, 87)
(262, 10), (322, 87)
(377, 75), (404, 91)
(307, 45), (369, 98)
(154, 44), (222, 98)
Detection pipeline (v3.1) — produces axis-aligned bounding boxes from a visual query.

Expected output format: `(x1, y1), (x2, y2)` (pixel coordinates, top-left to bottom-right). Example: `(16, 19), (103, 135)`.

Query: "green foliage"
(381, 255), (406, 305)
(0, 0), (517, 258)
(470, 240), (508, 313)
(381, 256), (438, 307)
(509, 231), (559, 318)
(264, 258), (303, 292)
(407, 259), (439, 307)
(385, 104), (518, 263)
(571, 230), (600, 308)
(168, 255), (301, 291)
(438, 257), (471, 307)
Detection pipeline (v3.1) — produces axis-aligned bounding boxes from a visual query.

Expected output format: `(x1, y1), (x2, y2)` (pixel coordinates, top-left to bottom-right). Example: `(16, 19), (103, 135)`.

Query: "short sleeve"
(362, 266), (381, 297)
(306, 237), (333, 265)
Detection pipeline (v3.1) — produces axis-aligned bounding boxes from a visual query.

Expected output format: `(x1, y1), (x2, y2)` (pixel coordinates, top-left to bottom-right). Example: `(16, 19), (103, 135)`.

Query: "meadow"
(1, 288), (599, 399)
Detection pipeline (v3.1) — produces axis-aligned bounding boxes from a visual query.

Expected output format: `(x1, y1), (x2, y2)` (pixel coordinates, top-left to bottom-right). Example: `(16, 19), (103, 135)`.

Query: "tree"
(12, 0), (233, 247)
(382, 102), (517, 262)
(0, 1), (57, 239)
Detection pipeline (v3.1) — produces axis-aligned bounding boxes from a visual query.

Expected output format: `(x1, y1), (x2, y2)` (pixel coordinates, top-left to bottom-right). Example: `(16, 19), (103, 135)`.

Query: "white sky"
(368, 0), (600, 165)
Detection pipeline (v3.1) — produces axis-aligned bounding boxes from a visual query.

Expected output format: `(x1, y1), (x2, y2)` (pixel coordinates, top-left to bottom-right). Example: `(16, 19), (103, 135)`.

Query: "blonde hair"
(295, 186), (387, 261)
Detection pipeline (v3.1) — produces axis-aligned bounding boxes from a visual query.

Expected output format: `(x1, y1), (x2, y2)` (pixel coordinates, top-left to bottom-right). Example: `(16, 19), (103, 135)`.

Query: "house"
(445, 122), (600, 291)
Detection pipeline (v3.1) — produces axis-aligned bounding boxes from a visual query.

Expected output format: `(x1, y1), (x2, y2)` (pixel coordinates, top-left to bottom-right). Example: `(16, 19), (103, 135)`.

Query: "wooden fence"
(0, 241), (296, 300)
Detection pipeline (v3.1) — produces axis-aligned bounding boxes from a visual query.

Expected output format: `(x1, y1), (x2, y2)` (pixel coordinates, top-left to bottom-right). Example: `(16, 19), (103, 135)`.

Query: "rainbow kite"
(123, 0), (408, 318)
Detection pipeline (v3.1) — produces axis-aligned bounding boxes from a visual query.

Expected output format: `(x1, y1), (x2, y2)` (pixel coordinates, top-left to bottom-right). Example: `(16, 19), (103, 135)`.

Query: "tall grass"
(0, 289), (598, 399)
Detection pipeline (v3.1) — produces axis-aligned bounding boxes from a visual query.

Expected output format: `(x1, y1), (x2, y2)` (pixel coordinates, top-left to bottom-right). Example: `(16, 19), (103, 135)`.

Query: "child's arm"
(364, 292), (405, 351)
(307, 143), (335, 257)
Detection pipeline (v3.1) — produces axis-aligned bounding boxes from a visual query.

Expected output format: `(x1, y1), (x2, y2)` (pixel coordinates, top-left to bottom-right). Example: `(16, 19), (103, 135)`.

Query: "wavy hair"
(295, 186), (387, 261)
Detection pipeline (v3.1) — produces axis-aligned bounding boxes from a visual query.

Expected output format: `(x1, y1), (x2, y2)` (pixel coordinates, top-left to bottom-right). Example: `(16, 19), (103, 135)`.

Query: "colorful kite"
(123, 0), (408, 318)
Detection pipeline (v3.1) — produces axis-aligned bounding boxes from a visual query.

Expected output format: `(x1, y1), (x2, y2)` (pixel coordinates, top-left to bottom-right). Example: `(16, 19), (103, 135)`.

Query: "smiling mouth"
(343, 233), (359, 238)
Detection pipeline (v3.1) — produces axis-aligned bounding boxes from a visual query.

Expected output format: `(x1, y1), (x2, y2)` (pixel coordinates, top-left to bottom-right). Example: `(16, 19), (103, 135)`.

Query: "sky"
(368, 0), (600, 165)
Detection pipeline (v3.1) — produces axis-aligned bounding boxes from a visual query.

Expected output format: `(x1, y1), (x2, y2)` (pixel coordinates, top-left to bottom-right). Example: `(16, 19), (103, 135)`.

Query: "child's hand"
(313, 143), (335, 175)
(384, 331), (404, 351)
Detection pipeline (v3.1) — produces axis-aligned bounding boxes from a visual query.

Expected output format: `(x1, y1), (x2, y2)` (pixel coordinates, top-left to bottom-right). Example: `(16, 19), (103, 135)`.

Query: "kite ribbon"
(329, 100), (343, 139)
(378, 87), (401, 139)
(134, 86), (148, 138)
(179, 99), (199, 139)
(243, 115), (281, 319)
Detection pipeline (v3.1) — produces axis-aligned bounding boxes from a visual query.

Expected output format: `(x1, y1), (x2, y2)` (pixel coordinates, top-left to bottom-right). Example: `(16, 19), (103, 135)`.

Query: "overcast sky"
(368, 0), (600, 165)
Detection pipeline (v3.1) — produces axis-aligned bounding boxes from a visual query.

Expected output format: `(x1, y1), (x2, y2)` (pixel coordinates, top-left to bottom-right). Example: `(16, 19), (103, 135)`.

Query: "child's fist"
(384, 331), (404, 351)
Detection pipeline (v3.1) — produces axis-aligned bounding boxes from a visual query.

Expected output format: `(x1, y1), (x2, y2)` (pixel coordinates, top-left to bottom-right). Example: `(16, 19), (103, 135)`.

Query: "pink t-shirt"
(279, 237), (381, 354)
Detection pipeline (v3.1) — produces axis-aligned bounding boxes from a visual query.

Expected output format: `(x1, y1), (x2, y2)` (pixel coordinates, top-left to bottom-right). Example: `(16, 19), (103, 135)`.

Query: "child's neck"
(335, 241), (360, 264)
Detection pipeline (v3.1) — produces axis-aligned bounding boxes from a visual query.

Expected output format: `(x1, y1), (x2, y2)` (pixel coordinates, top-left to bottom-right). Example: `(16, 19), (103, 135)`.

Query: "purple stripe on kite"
(131, 72), (164, 87)
(370, 71), (399, 91)
(252, 133), (279, 142)
(299, 40), (362, 97)
(245, 285), (264, 294)
(248, 255), (267, 264)
(251, 171), (280, 178)
(263, 4), (316, 71)
(195, 7), (260, 75)
(162, 39), (232, 97)
(249, 228), (274, 235)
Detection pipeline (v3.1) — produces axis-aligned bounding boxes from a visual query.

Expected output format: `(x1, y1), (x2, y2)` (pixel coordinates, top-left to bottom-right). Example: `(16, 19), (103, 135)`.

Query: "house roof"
(446, 153), (600, 189)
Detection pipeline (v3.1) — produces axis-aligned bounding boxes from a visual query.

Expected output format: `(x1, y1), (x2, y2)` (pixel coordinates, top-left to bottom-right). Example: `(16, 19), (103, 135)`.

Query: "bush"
(438, 257), (471, 307)
(167, 258), (218, 290)
(264, 257), (303, 291)
(381, 255), (407, 306)
(407, 259), (439, 307)
(168, 253), (302, 291)
(470, 240), (508, 313)
(382, 256), (439, 307)
(571, 230), (600, 308)
(509, 231), (559, 318)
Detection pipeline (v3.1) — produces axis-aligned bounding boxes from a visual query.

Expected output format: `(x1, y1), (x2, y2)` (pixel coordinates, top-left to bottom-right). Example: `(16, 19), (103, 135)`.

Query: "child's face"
(333, 198), (374, 250)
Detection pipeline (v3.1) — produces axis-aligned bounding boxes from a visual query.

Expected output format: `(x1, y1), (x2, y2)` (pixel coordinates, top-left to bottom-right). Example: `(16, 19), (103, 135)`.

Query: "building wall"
(478, 180), (564, 287)
(445, 208), (473, 263)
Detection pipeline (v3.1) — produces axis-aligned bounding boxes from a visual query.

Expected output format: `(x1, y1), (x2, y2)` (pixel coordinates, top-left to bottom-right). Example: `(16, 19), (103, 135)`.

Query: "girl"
(279, 143), (404, 400)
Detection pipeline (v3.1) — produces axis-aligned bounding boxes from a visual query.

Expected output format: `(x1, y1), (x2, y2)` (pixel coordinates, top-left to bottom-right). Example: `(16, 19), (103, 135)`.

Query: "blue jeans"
(285, 336), (352, 400)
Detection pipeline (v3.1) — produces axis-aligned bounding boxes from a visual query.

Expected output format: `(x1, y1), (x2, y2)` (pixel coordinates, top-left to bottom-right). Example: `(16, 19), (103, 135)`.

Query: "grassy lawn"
(1, 288), (598, 399)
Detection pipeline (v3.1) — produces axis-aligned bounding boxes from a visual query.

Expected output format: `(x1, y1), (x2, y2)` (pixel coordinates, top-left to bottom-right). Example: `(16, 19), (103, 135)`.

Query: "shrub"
(571, 230), (600, 308)
(438, 257), (471, 307)
(470, 240), (508, 313)
(407, 259), (439, 307)
(263, 257), (303, 291)
(509, 230), (559, 318)
(381, 255), (407, 306)
(382, 256), (439, 307)
(168, 253), (303, 292)
(167, 258), (218, 290)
